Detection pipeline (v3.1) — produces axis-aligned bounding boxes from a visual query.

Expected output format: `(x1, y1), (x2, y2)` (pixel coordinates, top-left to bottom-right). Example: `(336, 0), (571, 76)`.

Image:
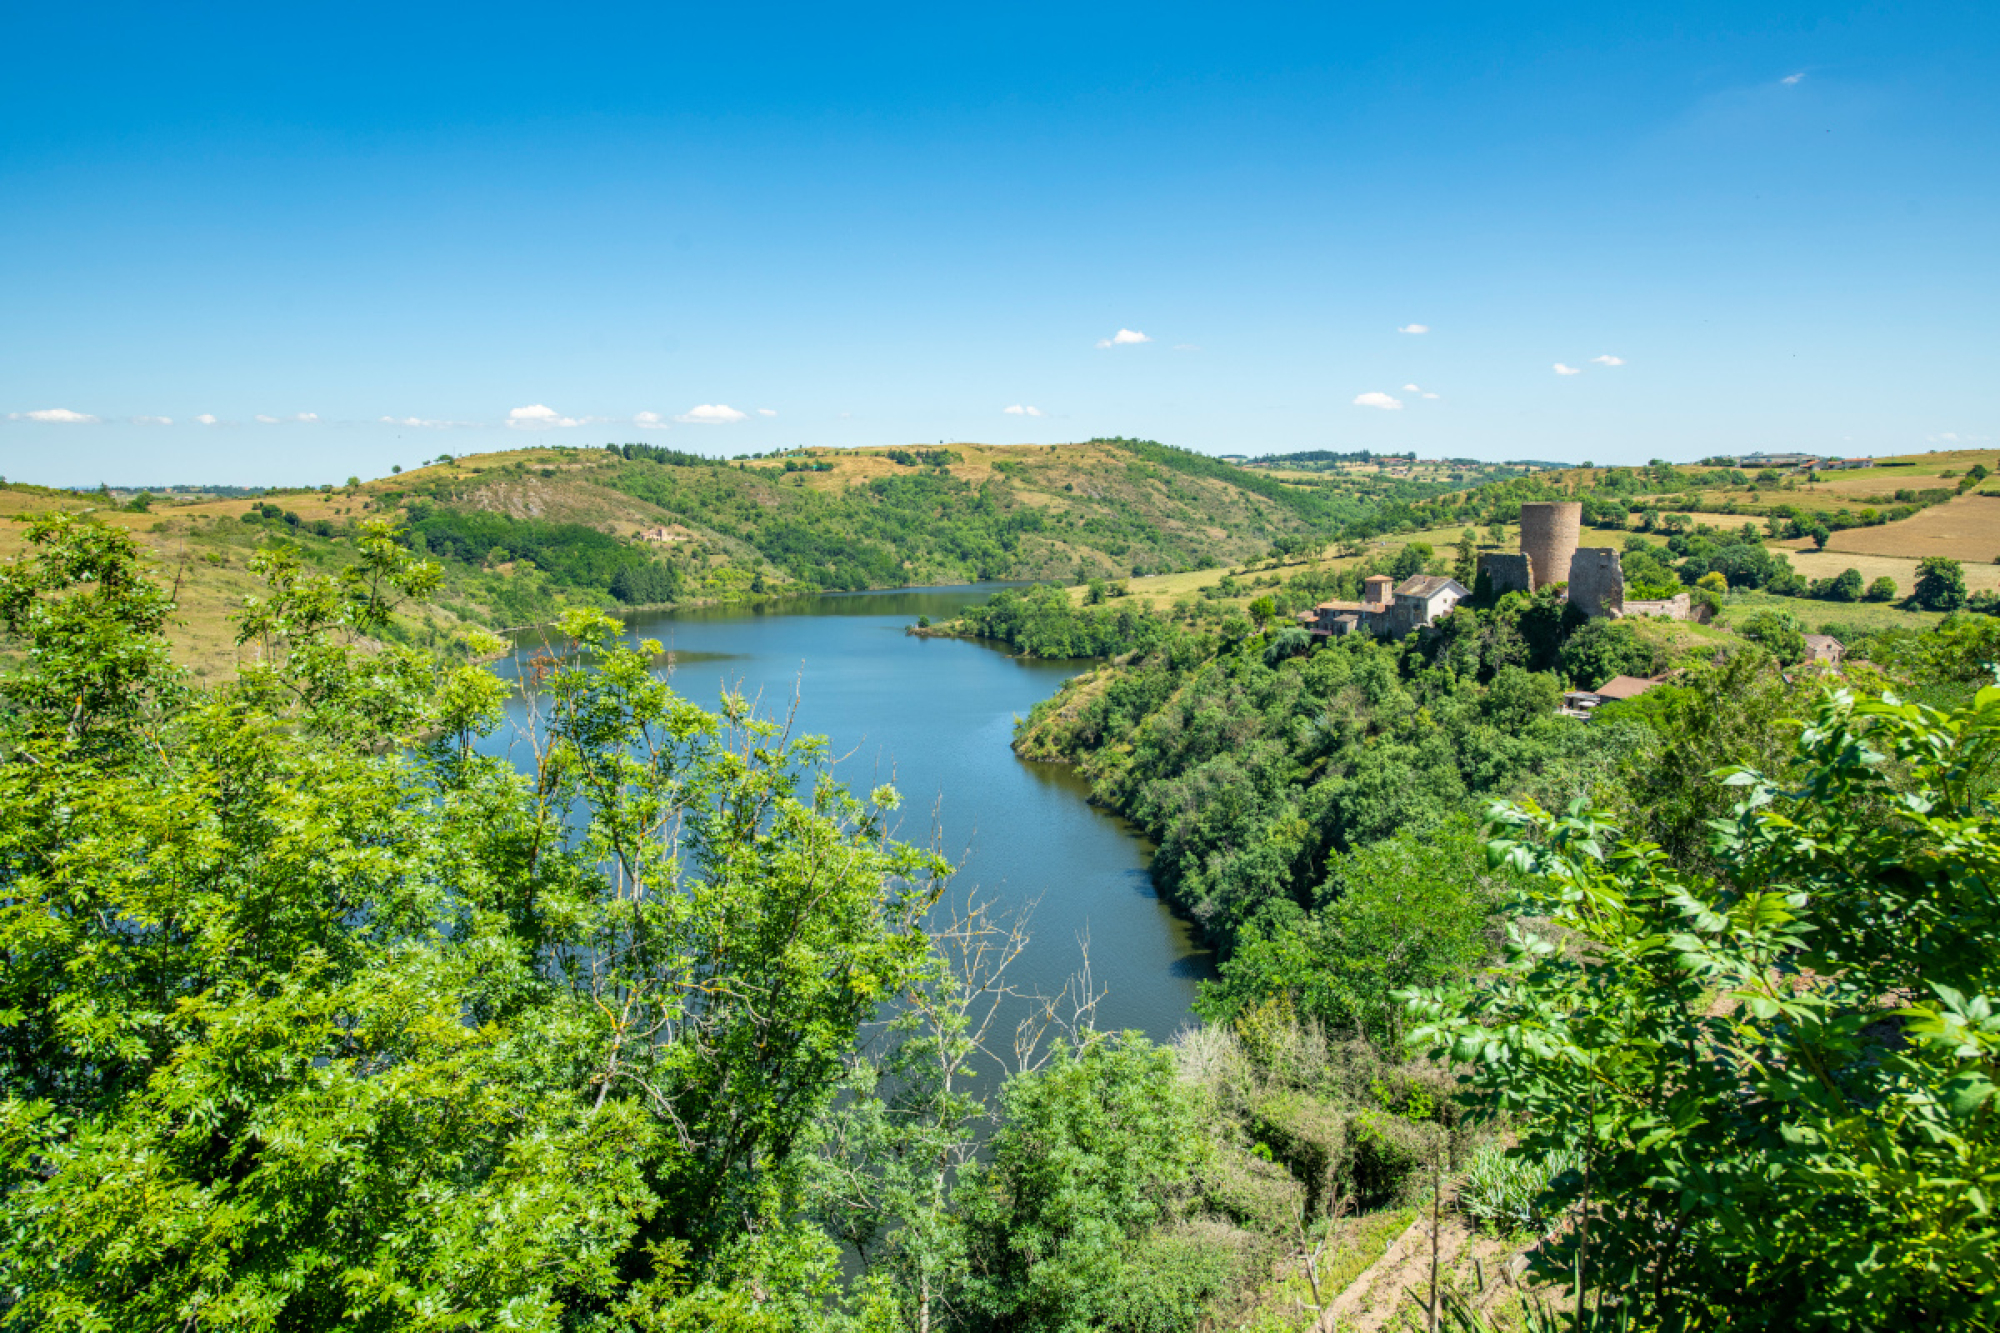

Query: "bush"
(1814, 567), (1864, 602)
(1409, 688), (2000, 1327)
(1557, 619), (1653, 689)
(1459, 1143), (1583, 1235)
(1865, 575), (1898, 602)
(1913, 556), (1968, 611)
(1738, 608), (1806, 664)
(956, 1035), (1211, 1331)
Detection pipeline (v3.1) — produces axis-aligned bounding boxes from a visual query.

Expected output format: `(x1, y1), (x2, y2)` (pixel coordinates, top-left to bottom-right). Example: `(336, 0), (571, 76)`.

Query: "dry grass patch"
(1768, 544), (2000, 599)
(1818, 494), (2000, 564)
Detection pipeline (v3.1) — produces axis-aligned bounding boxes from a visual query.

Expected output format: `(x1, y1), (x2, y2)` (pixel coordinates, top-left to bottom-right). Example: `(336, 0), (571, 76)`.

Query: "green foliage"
(1459, 1143), (1582, 1236)
(1738, 607), (1807, 664)
(1812, 566), (1865, 602)
(1590, 655), (1813, 879)
(1390, 541), (1433, 580)
(610, 560), (682, 605)
(960, 583), (1178, 658)
(882, 447), (960, 468)
(1026, 618), (1647, 956)
(403, 504), (662, 598)
(956, 1034), (1222, 1332)
(1915, 555), (1969, 611)
(1198, 819), (1510, 1044)
(1406, 683), (2000, 1328)
(0, 512), (182, 760)
(0, 516), (950, 1329)
(1556, 620), (1653, 689)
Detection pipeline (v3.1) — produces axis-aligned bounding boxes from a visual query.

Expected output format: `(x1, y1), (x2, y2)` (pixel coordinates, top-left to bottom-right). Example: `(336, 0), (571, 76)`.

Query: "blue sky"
(3, 2), (1996, 483)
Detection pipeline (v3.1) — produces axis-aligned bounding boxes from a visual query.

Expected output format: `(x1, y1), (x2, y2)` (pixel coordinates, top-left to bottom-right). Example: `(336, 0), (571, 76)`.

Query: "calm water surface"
(494, 584), (1210, 1041)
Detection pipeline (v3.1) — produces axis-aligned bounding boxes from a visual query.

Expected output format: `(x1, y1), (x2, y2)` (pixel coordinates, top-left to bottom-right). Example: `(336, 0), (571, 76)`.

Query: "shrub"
(1737, 608), (1806, 664)
(1913, 556), (1968, 611)
(1865, 575), (1898, 602)
(1557, 619), (1653, 689)
(1813, 567), (1863, 602)
(1459, 1143), (1583, 1235)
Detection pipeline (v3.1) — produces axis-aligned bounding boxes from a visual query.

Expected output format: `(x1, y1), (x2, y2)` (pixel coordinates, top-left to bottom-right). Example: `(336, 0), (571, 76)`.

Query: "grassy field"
(1816, 493), (2000, 564)
(1770, 542), (2000, 598)
(1, 482), (485, 677)
(1716, 589), (1956, 636)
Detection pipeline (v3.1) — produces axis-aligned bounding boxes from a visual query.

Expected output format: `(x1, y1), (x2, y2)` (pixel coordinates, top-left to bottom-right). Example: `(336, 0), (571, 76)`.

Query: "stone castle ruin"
(1475, 500), (1696, 622)
(1519, 501), (1581, 591)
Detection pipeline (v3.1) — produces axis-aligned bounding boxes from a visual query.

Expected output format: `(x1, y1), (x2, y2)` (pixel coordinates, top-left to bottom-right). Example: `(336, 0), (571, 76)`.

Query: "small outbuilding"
(1561, 673), (1670, 719)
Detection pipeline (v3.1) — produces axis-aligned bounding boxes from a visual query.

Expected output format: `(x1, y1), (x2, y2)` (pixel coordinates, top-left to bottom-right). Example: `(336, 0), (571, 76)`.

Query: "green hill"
(3, 438), (1495, 671)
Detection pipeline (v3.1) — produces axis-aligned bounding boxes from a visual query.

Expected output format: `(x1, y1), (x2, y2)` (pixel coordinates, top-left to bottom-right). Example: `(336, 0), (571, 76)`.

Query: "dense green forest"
(3, 512), (1997, 1330)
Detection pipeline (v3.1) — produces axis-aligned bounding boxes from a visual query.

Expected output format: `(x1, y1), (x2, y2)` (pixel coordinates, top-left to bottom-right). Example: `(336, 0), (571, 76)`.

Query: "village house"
(1802, 634), (1846, 667)
(1306, 573), (1469, 640)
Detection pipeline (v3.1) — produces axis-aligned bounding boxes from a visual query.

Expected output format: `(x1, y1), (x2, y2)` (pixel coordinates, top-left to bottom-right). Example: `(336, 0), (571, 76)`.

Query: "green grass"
(1227, 1205), (1419, 1333)
(1715, 589), (1956, 637)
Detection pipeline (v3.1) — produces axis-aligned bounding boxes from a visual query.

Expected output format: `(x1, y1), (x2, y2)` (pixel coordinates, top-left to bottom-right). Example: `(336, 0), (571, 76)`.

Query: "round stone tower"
(1519, 501), (1582, 590)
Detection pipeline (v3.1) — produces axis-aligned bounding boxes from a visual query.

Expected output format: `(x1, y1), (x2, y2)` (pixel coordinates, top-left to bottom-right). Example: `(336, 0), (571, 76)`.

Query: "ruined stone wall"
(1622, 592), (1695, 623)
(1520, 502), (1582, 591)
(1476, 552), (1533, 597)
(1567, 547), (1625, 619)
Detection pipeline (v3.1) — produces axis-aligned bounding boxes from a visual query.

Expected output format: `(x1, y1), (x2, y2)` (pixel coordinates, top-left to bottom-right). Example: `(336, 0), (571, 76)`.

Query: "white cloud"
(1003, 404), (1045, 417)
(675, 403), (748, 424)
(1095, 328), (1151, 348)
(1353, 392), (1404, 411)
(131, 414), (173, 425)
(633, 411), (668, 428)
(1590, 354), (1625, 366)
(380, 415), (463, 429)
(195, 413), (219, 425)
(508, 403), (583, 429)
(1554, 363), (1582, 376)
(1422, 392), (1441, 400)
(256, 414), (280, 424)
(1781, 72), (1805, 85)
(10, 407), (99, 423)
(757, 408), (777, 417)
(1398, 323), (1430, 334)
(294, 412), (320, 423)
(1402, 383), (1421, 392)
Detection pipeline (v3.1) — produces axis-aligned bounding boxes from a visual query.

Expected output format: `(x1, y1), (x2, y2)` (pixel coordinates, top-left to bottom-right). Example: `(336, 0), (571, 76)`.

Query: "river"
(490, 583), (1211, 1042)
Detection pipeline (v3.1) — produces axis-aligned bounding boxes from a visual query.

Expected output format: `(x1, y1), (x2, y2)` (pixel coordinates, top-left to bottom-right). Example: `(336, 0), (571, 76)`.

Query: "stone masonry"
(1566, 548), (1626, 619)
(1475, 552), (1534, 596)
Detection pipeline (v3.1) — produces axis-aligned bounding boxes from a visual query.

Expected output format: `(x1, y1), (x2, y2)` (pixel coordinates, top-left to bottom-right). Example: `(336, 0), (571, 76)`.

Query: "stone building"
(1567, 548), (1625, 619)
(1519, 502), (1582, 591)
(1307, 574), (1468, 639)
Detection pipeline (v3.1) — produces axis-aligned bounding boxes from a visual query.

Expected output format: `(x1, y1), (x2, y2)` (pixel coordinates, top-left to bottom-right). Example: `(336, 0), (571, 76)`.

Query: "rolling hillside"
(4, 438), (1443, 674)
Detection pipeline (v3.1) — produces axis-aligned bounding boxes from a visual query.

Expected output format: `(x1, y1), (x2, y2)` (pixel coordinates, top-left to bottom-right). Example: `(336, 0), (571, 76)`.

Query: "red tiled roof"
(1592, 675), (1661, 700)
